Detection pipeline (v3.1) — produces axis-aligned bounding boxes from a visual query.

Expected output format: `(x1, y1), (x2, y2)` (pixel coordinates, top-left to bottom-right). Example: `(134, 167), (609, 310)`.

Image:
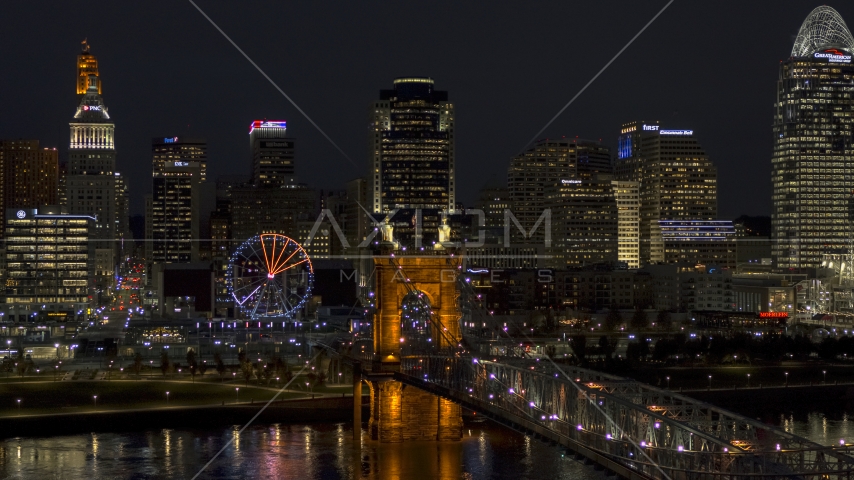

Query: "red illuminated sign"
(758, 312), (788, 319)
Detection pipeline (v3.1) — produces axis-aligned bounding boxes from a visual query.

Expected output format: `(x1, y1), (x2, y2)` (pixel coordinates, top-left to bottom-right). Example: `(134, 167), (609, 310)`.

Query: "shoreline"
(0, 396), (369, 440)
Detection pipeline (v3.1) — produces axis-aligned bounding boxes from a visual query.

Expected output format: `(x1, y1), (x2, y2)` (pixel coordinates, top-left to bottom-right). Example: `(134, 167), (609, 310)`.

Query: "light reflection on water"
(778, 411), (854, 446)
(0, 420), (608, 480)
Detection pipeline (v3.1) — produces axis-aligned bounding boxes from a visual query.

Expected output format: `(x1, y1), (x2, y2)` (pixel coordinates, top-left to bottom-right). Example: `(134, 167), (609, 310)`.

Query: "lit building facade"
(149, 161), (202, 264)
(249, 121), (294, 187)
(0, 140), (58, 237)
(4, 207), (93, 322)
(546, 176), (618, 268)
(655, 220), (736, 268)
(228, 185), (316, 243)
(612, 180), (640, 268)
(772, 6), (854, 269)
(370, 77), (455, 213)
(616, 121), (718, 266)
(152, 137), (207, 182)
(76, 39), (100, 95)
(508, 138), (611, 245)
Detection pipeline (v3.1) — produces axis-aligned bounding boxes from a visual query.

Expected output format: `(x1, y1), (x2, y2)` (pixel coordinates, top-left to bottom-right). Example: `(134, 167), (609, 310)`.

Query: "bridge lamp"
(841, 439), (846, 446)
(677, 446), (684, 452)
(606, 434), (612, 440)
(776, 444), (781, 451)
(576, 424), (583, 431)
(541, 415), (546, 420)
(529, 402), (535, 407)
(508, 388), (515, 394)
(640, 441), (647, 448)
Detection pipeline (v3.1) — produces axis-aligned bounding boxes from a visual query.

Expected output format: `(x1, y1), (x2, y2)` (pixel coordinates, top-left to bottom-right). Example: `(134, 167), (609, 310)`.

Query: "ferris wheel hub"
(267, 273), (274, 279)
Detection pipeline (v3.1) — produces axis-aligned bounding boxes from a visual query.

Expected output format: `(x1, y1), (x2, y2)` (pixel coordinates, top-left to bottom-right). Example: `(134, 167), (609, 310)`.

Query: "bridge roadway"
(316, 337), (854, 480)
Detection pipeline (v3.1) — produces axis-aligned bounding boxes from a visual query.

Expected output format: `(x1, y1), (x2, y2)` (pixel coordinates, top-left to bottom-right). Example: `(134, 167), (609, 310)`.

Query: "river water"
(0, 418), (609, 480)
(0, 411), (847, 479)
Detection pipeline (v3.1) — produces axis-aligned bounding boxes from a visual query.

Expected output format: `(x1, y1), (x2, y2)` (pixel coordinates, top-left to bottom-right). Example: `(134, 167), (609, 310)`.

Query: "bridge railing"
(401, 355), (854, 479)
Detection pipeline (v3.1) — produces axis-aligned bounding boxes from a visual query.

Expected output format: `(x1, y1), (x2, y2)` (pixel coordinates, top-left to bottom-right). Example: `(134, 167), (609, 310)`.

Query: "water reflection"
(0, 420), (608, 479)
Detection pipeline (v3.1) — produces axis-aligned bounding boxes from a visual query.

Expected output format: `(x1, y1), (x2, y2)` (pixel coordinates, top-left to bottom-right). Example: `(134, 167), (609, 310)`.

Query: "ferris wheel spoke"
(271, 247), (299, 275)
(269, 237), (291, 274)
(250, 283), (269, 319)
(277, 257), (308, 274)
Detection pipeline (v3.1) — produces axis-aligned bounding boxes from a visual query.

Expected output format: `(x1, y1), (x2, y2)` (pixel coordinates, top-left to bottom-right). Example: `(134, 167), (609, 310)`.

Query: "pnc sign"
(82, 105), (102, 111)
(814, 48), (852, 63)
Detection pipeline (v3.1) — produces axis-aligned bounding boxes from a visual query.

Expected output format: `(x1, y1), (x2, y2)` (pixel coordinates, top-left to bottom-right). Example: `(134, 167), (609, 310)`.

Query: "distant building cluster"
(4, 6), (854, 328)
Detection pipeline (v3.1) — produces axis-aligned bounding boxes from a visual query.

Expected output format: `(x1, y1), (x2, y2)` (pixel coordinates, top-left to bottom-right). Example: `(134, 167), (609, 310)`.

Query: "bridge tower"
(357, 223), (463, 442)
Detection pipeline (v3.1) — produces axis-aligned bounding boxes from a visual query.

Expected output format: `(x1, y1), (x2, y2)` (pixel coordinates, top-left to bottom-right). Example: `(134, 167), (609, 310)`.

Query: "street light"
(235, 387), (240, 403)
(747, 373), (751, 388)
(823, 370), (827, 384)
(17, 399), (21, 413)
(785, 372), (789, 387)
(666, 376), (670, 389)
(166, 391), (170, 405)
(93, 395), (97, 407)
(708, 375), (712, 389)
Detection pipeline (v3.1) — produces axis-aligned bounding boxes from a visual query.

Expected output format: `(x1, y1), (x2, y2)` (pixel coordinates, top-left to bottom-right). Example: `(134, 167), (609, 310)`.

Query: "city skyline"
(0, 1), (841, 218)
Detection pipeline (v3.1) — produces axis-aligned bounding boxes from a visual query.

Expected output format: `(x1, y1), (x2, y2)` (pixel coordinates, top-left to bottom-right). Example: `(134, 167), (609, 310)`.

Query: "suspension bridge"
(313, 236), (854, 479)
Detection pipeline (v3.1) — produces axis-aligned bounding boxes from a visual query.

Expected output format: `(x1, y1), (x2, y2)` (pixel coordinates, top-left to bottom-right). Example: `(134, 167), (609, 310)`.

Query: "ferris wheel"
(227, 234), (314, 320)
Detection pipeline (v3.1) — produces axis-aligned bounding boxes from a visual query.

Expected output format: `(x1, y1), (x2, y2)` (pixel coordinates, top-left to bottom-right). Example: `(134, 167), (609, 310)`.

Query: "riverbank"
(0, 396), (369, 439)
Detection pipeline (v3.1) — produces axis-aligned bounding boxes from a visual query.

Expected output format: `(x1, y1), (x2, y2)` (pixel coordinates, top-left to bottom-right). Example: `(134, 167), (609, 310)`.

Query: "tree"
(545, 345), (556, 359)
(544, 309), (557, 333)
(656, 310), (672, 331)
(160, 351), (171, 377)
(132, 353), (143, 376)
(240, 360), (254, 386)
(570, 335), (588, 365)
(605, 308), (622, 331)
(214, 352), (226, 382)
(598, 335), (614, 360)
(631, 307), (648, 330)
(186, 350), (198, 383)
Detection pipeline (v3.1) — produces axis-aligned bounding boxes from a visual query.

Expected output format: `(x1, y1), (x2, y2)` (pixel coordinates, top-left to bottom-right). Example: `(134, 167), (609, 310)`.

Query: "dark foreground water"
(1, 410), (848, 479)
(0, 418), (609, 480)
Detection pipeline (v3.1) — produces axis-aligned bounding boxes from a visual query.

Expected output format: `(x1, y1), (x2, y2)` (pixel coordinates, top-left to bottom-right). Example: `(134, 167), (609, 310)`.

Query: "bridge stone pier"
(353, 238), (464, 443)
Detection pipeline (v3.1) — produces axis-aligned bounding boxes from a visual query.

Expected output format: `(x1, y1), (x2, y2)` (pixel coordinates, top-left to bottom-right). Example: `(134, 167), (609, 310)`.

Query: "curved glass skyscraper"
(772, 6), (854, 270)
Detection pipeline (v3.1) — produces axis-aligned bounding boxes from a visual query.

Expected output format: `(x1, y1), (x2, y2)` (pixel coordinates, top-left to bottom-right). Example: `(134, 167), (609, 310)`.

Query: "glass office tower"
(772, 6), (854, 270)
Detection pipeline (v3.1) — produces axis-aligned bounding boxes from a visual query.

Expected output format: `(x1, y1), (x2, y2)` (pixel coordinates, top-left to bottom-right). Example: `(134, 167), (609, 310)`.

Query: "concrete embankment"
(0, 396), (370, 439)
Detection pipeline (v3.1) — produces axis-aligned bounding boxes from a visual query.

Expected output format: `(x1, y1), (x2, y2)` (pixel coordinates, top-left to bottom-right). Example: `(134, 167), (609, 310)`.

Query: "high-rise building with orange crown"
(76, 38), (100, 95)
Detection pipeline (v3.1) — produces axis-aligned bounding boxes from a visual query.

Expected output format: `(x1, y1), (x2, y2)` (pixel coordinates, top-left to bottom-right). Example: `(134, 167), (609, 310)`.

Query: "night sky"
(0, 1), (845, 218)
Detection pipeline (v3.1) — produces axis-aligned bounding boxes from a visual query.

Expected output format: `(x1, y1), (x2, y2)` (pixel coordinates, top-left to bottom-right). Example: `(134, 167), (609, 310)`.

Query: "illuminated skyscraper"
(616, 121), (718, 266)
(370, 77), (455, 213)
(152, 137), (207, 182)
(150, 161), (202, 264)
(76, 39), (100, 95)
(249, 121), (294, 187)
(508, 138), (611, 244)
(67, 75), (118, 241)
(772, 6), (854, 270)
